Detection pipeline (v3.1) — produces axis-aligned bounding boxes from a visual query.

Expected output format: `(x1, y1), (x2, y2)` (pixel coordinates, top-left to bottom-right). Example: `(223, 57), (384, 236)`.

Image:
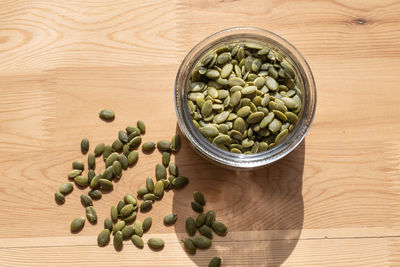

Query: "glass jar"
(174, 27), (316, 169)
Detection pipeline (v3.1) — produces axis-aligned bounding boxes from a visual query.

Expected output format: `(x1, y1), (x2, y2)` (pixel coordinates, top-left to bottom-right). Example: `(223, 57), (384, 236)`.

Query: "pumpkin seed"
(59, 182), (73, 195)
(86, 206), (97, 223)
(112, 161), (122, 178)
(118, 154), (128, 170)
(90, 174), (101, 189)
(212, 221), (228, 236)
(142, 217), (152, 232)
(128, 136), (141, 149)
(97, 229), (110, 247)
(68, 169), (81, 179)
(111, 206), (118, 222)
(163, 214), (177, 225)
(208, 257), (222, 267)
(155, 164), (167, 180)
(80, 194), (93, 207)
(80, 138), (89, 154)
(193, 191), (206, 206)
(112, 221), (126, 234)
(104, 218), (113, 231)
(193, 235), (211, 249)
(195, 212), (206, 228)
(127, 150), (139, 166)
(136, 187), (149, 197)
(154, 180), (164, 198)
(168, 162), (178, 176)
(99, 109), (115, 121)
(112, 138), (123, 152)
(199, 225), (213, 239)
(131, 235), (144, 248)
(121, 225), (134, 240)
(98, 179), (113, 190)
(72, 161), (84, 171)
(120, 204), (134, 218)
(137, 120), (146, 134)
(117, 200), (125, 213)
(186, 217), (196, 236)
(142, 141), (156, 152)
(171, 135), (181, 152)
(113, 231), (123, 251)
(54, 192), (65, 204)
(70, 217), (85, 233)
(191, 201), (203, 213)
(105, 152), (118, 168)
(162, 152), (171, 167)
(74, 176), (88, 187)
(147, 238), (164, 250)
(123, 212), (137, 224)
(205, 210), (216, 226)
(140, 200), (153, 211)
(157, 140), (171, 151)
(102, 166), (114, 180)
(103, 145), (112, 160)
(134, 221), (143, 237)
(87, 170), (95, 184)
(172, 176), (189, 188)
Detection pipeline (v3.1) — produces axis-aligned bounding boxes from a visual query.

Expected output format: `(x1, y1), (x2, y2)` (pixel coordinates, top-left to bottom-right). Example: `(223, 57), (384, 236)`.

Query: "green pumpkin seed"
(213, 134), (230, 146)
(162, 152), (171, 167)
(281, 97), (299, 109)
(200, 125), (219, 138)
(268, 119), (282, 134)
(105, 152), (118, 168)
(154, 180), (164, 198)
(98, 179), (113, 190)
(87, 169), (95, 184)
(102, 166), (114, 180)
(237, 106), (251, 118)
(193, 191), (206, 206)
(163, 179), (170, 190)
(228, 77), (245, 87)
(142, 141), (156, 152)
(121, 225), (135, 240)
(72, 161), (84, 171)
(163, 214), (177, 225)
(195, 212), (206, 228)
(104, 217), (113, 231)
(186, 217), (196, 236)
(117, 200), (125, 213)
(54, 192), (65, 204)
(59, 182), (73, 195)
(68, 169), (81, 179)
(127, 150), (138, 166)
(123, 193), (137, 205)
(99, 109), (115, 121)
(201, 100), (213, 117)
(147, 238), (164, 250)
(80, 194), (93, 207)
(89, 174), (101, 189)
(143, 217), (152, 232)
(212, 221), (228, 236)
(123, 211), (137, 223)
(103, 145), (112, 160)
(246, 111), (264, 124)
(170, 134), (181, 152)
(191, 201), (203, 213)
(86, 206), (97, 223)
(140, 200), (153, 211)
(205, 69), (220, 79)
(131, 235), (144, 248)
(220, 63), (233, 78)
(134, 221), (143, 236)
(112, 161), (122, 178)
(120, 204), (134, 218)
(74, 176), (88, 187)
(168, 162), (178, 176)
(113, 231), (123, 251)
(118, 154), (128, 170)
(260, 113), (275, 128)
(199, 225), (213, 239)
(205, 210), (216, 226)
(208, 257), (222, 267)
(273, 110), (287, 121)
(112, 139), (123, 152)
(172, 176), (189, 188)
(112, 221), (126, 234)
(110, 206), (118, 222)
(93, 143), (104, 157)
(193, 235), (211, 249)
(117, 130), (128, 144)
(184, 238), (197, 254)
(157, 140), (171, 151)
(128, 136), (142, 149)
(97, 229), (110, 247)
(136, 187), (149, 197)
(275, 129), (289, 144)
(126, 126), (141, 135)
(86, 154), (95, 170)
(155, 164), (167, 180)
(80, 138), (89, 154)
(137, 120), (146, 134)
(70, 217), (85, 233)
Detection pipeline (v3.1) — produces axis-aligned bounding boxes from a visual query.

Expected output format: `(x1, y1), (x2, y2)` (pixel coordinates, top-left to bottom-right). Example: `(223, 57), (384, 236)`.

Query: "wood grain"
(0, 0), (400, 266)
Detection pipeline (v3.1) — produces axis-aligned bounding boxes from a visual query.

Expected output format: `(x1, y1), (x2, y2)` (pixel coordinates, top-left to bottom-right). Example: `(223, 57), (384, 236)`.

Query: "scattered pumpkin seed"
(94, 143), (105, 157)
(199, 225), (213, 239)
(131, 235), (144, 248)
(205, 210), (216, 226)
(121, 225), (135, 240)
(155, 164), (167, 180)
(212, 221), (228, 236)
(97, 229), (110, 247)
(162, 152), (171, 167)
(112, 221), (126, 234)
(142, 141), (156, 152)
(54, 192), (65, 204)
(59, 182), (73, 195)
(172, 176), (189, 188)
(113, 231), (123, 251)
(193, 235), (211, 249)
(86, 206), (97, 223)
(147, 238), (164, 250)
(208, 257), (222, 267)
(111, 206), (118, 222)
(70, 217), (85, 233)
(184, 238), (197, 254)
(186, 217), (196, 236)
(80, 138), (89, 154)
(104, 217), (113, 231)
(74, 176), (88, 187)
(193, 191), (206, 206)
(163, 214), (177, 225)
(140, 200), (153, 211)
(80, 194), (93, 207)
(191, 201), (203, 213)
(142, 217), (152, 232)
(99, 109), (115, 121)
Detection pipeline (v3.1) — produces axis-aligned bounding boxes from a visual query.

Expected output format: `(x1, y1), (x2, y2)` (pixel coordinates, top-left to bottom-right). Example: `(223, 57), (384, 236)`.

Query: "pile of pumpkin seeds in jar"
(187, 42), (303, 153)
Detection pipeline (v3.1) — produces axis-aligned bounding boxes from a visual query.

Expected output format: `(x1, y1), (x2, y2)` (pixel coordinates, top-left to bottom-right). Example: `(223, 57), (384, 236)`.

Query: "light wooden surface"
(1, 0), (400, 266)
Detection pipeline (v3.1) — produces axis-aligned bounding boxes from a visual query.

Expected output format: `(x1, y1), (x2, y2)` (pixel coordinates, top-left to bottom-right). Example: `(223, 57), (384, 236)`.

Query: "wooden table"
(1, 1), (399, 266)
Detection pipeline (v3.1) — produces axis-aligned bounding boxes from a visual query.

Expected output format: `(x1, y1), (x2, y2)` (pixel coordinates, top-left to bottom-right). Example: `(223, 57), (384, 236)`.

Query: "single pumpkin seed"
(112, 221), (126, 234)
(193, 191), (206, 206)
(209, 257), (222, 267)
(102, 166), (114, 180)
(90, 174), (102, 189)
(205, 210), (216, 226)
(142, 141), (156, 152)
(103, 145), (112, 160)
(185, 217), (196, 236)
(127, 150), (138, 166)
(128, 136), (142, 149)
(81, 138), (89, 154)
(172, 176), (189, 188)
(87, 154), (95, 170)
(193, 235), (211, 249)
(184, 238), (197, 254)
(97, 229), (110, 247)
(86, 206), (97, 223)
(195, 212), (206, 228)
(88, 189), (102, 200)
(104, 217), (113, 231)
(246, 112), (264, 124)
(199, 225), (213, 239)
(88, 169), (95, 184)
(113, 231), (123, 251)
(212, 221), (228, 236)
(273, 110), (288, 121)
(121, 225), (135, 240)
(136, 187), (149, 197)
(70, 217), (85, 233)
(157, 140), (171, 151)
(131, 235), (144, 248)
(134, 221), (143, 237)
(118, 130), (128, 144)
(119, 154), (128, 170)
(112, 161), (122, 178)
(123, 211), (137, 224)
(137, 120), (146, 134)
(117, 200), (125, 213)
(59, 182), (73, 195)
(140, 200), (153, 211)
(124, 193), (137, 205)
(155, 164), (167, 180)
(74, 176), (88, 187)
(154, 180), (164, 198)
(168, 162), (178, 176)
(268, 119), (282, 134)
(275, 129), (289, 144)
(126, 126), (140, 135)
(191, 201), (203, 213)
(110, 206), (118, 222)
(105, 152), (119, 168)
(98, 179), (113, 190)
(68, 169), (81, 179)
(99, 109), (115, 121)
(162, 152), (171, 167)
(143, 217), (152, 232)
(54, 192), (65, 204)
(164, 214), (178, 225)
(112, 138), (123, 152)
(171, 134), (181, 152)
(200, 125), (219, 138)
(120, 204), (134, 218)
(143, 193), (156, 201)
(72, 161), (84, 171)
(80, 194), (93, 207)
(147, 238), (164, 250)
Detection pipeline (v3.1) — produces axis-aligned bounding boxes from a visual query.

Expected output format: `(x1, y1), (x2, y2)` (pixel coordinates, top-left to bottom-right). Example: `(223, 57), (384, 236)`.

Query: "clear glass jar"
(174, 27), (316, 169)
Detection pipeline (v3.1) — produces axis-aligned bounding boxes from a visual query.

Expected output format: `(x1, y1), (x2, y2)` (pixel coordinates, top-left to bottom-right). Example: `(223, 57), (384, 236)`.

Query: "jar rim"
(174, 27), (316, 169)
